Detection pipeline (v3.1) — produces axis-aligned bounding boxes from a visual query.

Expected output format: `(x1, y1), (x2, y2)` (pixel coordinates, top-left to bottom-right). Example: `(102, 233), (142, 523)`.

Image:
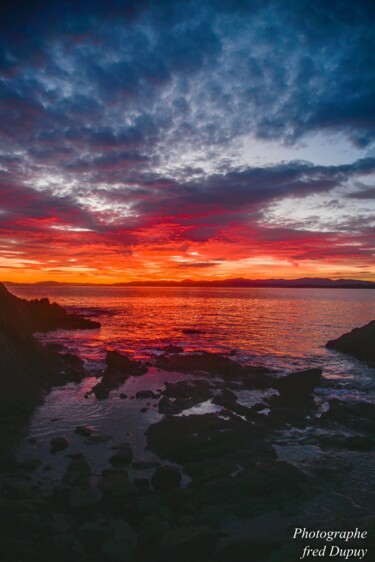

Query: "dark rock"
(103, 367), (129, 387)
(43, 533), (85, 561)
(242, 367), (273, 389)
(68, 485), (98, 509)
(213, 536), (272, 561)
(191, 461), (309, 525)
(164, 380), (212, 408)
(85, 433), (112, 444)
(132, 461), (160, 470)
(101, 520), (135, 562)
(92, 355), (147, 399)
(15, 457), (42, 471)
(136, 390), (160, 399)
(0, 283), (100, 459)
(158, 526), (217, 562)
(146, 413), (266, 465)
(322, 399), (375, 434)
(181, 328), (203, 334)
(48, 511), (73, 534)
(158, 380), (213, 414)
(163, 345), (184, 353)
(158, 396), (182, 415)
(345, 401), (375, 421)
(213, 388), (237, 407)
(0, 284), (56, 451)
(119, 392), (128, 399)
(140, 407), (148, 413)
(268, 394), (317, 427)
(74, 425), (94, 437)
(109, 444), (133, 465)
(271, 368), (322, 398)
(137, 517), (170, 549)
(151, 466), (182, 492)
(134, 477), (150, 491)
(326, 320), (375, 361)
(27, 297), (100, 332)
(62, 455), (92, 486)
(98, 470), (136, 498)
(320, 433), (374, 451)
(106, 350), (147, 375)
(50, 436), (69, 453)
(92, 382), (110, 399)
(2, 480), (32, 499)
(161, 351), (246, 377)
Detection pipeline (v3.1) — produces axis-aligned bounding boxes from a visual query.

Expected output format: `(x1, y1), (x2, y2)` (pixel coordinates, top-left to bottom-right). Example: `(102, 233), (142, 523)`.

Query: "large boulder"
(92, 353), (147, 399)
(106, 350), (147, 376)
(326, 320), (375, 361)
(271, 368), (322, 398)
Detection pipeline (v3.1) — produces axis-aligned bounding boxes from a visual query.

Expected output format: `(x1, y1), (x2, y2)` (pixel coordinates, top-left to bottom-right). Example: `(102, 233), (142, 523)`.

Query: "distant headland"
(4, 277), (375, 289)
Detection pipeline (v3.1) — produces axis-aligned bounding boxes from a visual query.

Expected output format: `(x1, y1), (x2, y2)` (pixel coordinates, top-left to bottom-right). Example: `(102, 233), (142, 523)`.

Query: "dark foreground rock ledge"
(326, 320), (375, 361)
(0, 283), (96, 457)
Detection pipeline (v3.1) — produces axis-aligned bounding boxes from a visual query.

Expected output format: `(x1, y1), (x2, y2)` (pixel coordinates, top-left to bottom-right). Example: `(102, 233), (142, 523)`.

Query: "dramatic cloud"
(0, 0), (374, 282)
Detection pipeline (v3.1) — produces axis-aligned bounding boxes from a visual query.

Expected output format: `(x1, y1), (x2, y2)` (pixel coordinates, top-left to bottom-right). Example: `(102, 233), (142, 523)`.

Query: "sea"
(10, 285), (375, 481)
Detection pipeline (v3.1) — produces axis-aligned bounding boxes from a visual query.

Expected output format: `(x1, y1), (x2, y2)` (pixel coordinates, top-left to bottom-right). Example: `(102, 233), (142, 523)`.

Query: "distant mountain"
(5, 277), (375, 288)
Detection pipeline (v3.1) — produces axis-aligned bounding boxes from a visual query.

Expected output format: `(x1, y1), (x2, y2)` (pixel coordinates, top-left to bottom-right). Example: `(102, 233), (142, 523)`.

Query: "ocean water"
(11, 285), (375, 379)
(11, 285), (375, 480)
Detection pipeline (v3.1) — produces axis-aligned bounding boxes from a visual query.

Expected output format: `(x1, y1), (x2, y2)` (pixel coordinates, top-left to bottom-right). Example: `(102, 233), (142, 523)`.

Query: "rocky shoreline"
(0, 284), (374, 561)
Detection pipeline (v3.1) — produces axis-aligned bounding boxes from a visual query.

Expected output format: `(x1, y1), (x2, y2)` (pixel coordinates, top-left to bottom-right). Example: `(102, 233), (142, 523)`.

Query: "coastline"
(0, 285), (374, 561)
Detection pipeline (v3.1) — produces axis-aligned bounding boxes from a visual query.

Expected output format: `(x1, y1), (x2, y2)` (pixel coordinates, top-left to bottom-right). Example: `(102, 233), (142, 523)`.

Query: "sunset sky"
(1, 0), (375, 283)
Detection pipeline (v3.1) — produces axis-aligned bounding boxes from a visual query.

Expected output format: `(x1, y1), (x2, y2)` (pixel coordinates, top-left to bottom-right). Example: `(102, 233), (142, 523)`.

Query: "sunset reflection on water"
(10, 285), (375, 382)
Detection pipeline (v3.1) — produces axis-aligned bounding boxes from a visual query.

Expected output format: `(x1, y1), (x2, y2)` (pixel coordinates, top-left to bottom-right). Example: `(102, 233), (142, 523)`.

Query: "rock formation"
(326, 320), (375, 361)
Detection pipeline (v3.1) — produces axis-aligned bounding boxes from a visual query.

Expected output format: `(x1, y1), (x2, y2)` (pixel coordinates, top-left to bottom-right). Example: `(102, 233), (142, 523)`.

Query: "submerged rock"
(326, 320), (375, 361)
(50, 437), (69, 453)
(271, 368), (322, 398)
(74, 425), (94, 437)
